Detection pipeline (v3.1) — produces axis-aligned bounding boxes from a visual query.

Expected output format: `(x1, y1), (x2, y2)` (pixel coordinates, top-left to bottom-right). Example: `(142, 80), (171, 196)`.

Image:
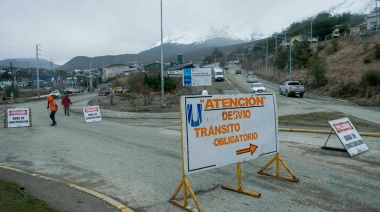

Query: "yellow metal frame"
(258, 153), (299, 182)
(221, 163), (261, 197)
(169, 97), (202, 212)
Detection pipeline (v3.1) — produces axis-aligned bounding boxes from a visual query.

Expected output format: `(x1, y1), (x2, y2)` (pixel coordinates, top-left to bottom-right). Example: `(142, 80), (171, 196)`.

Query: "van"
(213, 67), (225, 81)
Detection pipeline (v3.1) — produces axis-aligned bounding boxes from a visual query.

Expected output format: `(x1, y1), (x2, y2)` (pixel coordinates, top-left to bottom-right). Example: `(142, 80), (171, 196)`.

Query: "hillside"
(254, 33), (380, 106)
(0, 58), (60, 70)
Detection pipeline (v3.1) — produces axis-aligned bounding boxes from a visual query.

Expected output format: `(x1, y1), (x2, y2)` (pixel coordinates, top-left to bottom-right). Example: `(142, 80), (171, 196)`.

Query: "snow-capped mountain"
(327, 0), (377, 14)
(149, 23), (263, 49)
(148, 0), (377, 51)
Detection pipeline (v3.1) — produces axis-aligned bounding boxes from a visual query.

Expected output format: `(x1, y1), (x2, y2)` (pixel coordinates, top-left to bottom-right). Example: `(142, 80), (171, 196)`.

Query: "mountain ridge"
(0, 58), (60, 70)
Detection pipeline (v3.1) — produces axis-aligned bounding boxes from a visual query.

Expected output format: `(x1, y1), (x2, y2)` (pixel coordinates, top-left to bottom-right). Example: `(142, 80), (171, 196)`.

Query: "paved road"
(225, 65), (380, 124)
(1, 94), (379, 211)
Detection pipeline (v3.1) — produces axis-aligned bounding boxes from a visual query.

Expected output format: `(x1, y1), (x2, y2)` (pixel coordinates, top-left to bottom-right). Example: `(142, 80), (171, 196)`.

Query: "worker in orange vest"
(47, 95), (53, 109)
(49, 97), (58, 126)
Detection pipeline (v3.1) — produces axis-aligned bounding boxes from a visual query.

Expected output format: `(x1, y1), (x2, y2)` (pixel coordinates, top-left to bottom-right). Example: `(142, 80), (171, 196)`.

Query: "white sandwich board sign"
(328, 117), (369, 156)
(181, 93), (278, 175)
(83, 105), (102, 123)
(6, 108), (31, 128)
(182, 68), (212, 87)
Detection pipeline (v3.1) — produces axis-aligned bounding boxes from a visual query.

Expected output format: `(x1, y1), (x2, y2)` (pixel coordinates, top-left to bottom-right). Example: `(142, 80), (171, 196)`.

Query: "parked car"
(50, 90), (62, 99)
(235, 69), (242, 74)
(64, 87), (74, 94)
(250, 83), (266, 93)
(279, 81), (305, 97)
(246, 75), (258, 83)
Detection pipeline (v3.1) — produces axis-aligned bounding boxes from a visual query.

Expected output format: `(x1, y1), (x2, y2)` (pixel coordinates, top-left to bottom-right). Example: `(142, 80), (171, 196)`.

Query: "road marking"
(0, 166), (133, 212)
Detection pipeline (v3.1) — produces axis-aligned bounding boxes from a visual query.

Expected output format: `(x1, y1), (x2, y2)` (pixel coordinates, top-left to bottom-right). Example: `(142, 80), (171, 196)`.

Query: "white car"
(250, 83), (266, 93)
(50, 90), (62, 99)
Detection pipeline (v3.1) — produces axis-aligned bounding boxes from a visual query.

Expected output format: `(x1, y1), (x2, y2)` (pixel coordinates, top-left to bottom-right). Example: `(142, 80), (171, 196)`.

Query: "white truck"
(279, 81), (305, 98)
(213, 67), (225, 81)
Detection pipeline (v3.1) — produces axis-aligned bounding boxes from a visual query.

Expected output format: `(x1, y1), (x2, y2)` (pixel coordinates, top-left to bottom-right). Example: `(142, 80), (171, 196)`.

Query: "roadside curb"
(279, 128), (380, 137)
(0, 166), (133, 212)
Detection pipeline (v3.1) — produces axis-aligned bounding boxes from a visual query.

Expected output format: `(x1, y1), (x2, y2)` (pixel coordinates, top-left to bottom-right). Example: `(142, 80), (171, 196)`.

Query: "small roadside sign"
(181, 93), (278, 175)
(328, 117), (369, 156)
(83, 105), (102, 123)
(5, 108), (31, 128)
(182, 68), (212, 87)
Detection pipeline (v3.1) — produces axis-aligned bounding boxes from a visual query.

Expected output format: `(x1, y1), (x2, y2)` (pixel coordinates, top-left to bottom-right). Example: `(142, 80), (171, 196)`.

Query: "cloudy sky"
(0, 0), (358, 65)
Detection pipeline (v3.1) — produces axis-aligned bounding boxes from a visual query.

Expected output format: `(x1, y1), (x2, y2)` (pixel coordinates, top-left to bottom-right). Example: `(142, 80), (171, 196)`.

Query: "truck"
(213, 67), (225, 81)
(279, 81), (305, 98)
(97, 83), (112, 96)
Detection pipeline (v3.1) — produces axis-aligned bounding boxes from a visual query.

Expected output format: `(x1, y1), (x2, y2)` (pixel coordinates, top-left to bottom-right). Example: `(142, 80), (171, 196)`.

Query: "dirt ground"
(89, 83), (380, 133)
(89, 80), (234, 113)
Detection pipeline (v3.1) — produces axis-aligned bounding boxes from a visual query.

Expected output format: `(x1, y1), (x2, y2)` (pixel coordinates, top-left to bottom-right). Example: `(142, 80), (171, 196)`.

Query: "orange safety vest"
(49, 100), (58, 112)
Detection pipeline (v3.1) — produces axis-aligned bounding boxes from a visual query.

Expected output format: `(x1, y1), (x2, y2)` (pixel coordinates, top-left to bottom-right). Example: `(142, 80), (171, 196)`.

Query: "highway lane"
(225, 65), (380, 124)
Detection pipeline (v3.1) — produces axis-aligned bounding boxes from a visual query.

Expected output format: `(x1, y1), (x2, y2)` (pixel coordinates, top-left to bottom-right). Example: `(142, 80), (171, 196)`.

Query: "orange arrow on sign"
(236, 144), (258, 155)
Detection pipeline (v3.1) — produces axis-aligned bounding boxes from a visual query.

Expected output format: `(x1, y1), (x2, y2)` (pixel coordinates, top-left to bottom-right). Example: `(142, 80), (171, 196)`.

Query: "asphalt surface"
(0, 95), (131, 212)
(1, 92), (379, 212)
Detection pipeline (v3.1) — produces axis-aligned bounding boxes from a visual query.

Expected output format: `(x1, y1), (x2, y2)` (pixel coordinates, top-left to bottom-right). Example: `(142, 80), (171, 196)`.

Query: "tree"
(292, 41), (312, 68)
(0, 72), (11, 81)
(308, 55), (327, 87)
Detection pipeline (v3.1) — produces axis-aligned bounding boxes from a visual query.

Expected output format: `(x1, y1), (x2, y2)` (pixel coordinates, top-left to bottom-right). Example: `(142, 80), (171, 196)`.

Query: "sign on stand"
(170, 93), (298, 212)
(181, 93), (278, 174)
(182, 68), (212, 87)
(83, 105), (102, 123)
(4, 108), (32, 128)
(325, 117), (369, 156)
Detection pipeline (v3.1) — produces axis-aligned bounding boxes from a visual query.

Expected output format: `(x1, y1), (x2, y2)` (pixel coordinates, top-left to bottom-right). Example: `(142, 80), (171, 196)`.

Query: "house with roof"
(366, 12), (380, 31)
(165, 63), (195, 75)
(102, 64), (139, 79)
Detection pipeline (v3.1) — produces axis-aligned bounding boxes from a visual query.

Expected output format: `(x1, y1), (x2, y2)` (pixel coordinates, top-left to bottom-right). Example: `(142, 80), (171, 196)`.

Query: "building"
(102, 64), (138, 80)
(165, 63), (195, 75)
(366, 12), (380, 31)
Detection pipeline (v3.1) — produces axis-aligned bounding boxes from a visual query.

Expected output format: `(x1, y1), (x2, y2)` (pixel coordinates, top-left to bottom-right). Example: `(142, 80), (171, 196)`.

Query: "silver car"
(246, 75), (258, 83)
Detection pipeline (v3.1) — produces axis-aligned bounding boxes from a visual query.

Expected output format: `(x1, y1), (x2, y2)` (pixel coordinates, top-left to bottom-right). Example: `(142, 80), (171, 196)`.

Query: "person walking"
(61, 95), (72, 116)
(49, 98), (58, 126)
(47, 94), (53, 109)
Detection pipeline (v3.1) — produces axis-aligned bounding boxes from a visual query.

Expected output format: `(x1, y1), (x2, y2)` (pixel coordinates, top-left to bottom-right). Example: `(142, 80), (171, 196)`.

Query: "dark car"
(235, 69), (242, 74)
(64, 87), (74, 94)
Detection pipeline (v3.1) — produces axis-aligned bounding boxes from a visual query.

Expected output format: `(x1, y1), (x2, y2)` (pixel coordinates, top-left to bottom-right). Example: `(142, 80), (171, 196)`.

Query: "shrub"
(331, 39), (339, 52)
(307, 55), (327, 87)
(363, 57), (371, 63)
(375, 44), (380, 59)
(361, 70), (380, 86)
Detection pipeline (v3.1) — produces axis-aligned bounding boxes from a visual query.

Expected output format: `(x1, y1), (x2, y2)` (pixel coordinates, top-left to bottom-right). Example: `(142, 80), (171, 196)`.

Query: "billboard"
(182, 68), (212, 87)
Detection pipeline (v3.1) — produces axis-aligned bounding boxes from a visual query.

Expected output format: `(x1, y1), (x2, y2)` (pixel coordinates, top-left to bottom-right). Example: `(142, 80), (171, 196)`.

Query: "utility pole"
(50, 59), (53, 72)
(10, 62), (14, 99)
(289, 43), (292, 81)
(89, 62), (92, 92)
(310, 18), (313, 43)
(36, 44), (41, 98)
(265, 39), (268, 72)
(275, 36), (277, 57)
(160, 0), (165, 108)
